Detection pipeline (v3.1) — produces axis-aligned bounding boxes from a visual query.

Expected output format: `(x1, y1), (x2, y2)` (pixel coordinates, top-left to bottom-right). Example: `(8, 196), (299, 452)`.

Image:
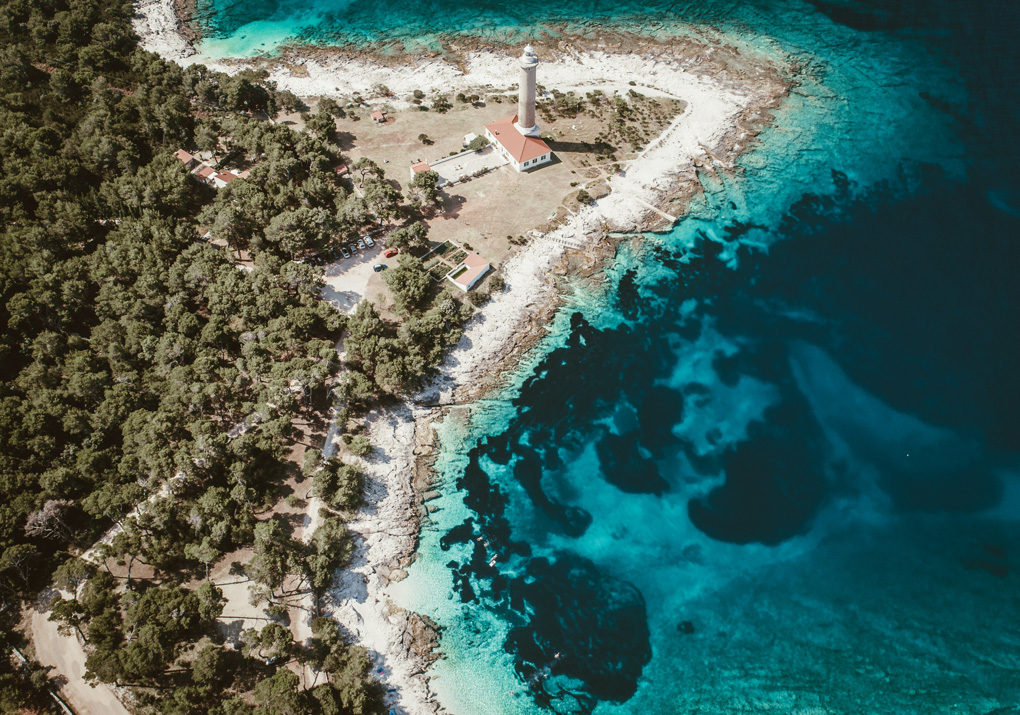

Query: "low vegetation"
(538, 87), (684, 159)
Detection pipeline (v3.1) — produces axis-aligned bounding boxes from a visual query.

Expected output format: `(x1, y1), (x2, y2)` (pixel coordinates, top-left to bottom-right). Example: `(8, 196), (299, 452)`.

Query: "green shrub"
(347, 434), (373, 457)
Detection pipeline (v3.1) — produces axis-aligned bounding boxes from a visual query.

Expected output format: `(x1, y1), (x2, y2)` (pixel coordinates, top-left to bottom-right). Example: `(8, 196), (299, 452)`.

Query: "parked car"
(364, 235), (375, 248)
(340, 246), (351, 258)
(357, 239), (366, 250)
(384, 249), (398, 258)
(348, 243), (358, 253)
(373, 264), (387, 272)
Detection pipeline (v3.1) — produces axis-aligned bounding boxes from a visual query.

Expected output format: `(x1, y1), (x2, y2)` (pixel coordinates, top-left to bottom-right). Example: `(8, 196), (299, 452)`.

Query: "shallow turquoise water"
(385, 2), (1020, 713)
(195, 0), (1020, 712)
(194, 0), (729, 57)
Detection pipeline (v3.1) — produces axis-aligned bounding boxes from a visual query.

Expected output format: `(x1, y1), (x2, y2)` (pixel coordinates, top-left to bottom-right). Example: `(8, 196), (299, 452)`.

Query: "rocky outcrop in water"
(505, 552), (652, 714)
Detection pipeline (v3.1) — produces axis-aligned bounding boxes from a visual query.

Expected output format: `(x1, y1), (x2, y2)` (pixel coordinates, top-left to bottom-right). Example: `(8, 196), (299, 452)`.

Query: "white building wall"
(519, 153), (551, 171)
(484, 128), (552, 173)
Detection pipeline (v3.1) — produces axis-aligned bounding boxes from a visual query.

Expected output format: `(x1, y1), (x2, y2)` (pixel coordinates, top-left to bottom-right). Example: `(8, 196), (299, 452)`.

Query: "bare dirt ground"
(334, 93), (677, 281)
(272, 90), (677, 313)
(29, 603), (132, 715)
(320, 237), (392, 314)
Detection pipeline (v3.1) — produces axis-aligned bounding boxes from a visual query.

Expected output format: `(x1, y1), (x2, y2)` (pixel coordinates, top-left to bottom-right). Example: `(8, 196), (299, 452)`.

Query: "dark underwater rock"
(595, 431), (669, 495)
(504, 552), (651, 712)
(688, 398), (827, 545)
(513, 447), (592, 537)
(440, 519), (474, 550)
(637, 387), (684, 455)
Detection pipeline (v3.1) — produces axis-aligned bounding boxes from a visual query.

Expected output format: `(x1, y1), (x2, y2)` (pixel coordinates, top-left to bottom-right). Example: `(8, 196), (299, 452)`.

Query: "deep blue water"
(196, 0), (1020, 711)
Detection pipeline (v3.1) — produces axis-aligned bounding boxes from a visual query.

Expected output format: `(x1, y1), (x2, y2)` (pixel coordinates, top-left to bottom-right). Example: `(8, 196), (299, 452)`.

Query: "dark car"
(373, 264), (387, 272)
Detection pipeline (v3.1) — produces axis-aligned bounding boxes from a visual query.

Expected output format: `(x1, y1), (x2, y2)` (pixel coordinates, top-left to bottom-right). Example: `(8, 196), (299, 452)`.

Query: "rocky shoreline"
(132, 1), (792, 711)
(350, 91), (788, 714)
(329, 83), (789, 715)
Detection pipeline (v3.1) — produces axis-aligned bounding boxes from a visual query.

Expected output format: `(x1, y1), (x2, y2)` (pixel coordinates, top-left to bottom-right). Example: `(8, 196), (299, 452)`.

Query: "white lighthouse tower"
(514, 44), (541, 137)
(482, 45), (553, 172)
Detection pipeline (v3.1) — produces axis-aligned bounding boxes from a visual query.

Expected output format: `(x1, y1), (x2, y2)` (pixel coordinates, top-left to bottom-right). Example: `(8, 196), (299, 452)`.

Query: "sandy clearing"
(320, 238), (391, 314)
(31, 605), (132, 715)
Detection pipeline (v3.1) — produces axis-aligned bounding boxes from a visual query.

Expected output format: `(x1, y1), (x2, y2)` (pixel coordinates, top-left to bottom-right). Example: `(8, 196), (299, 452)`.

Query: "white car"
(357, 239), (366, 250)
(364, 235), (375, 248)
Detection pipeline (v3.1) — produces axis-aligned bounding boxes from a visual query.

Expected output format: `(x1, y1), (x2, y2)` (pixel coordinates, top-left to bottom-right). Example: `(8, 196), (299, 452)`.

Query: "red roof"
(410, 161), (431, 174)
(451, 252), (490, 288)
(175, 149), (194, 164)
(195, 165), (215, 179)
(214, 172), (237, 184)
(371, 111), (386, 122)
(484, 115), (550, 164)
(334, 164), (348, 175)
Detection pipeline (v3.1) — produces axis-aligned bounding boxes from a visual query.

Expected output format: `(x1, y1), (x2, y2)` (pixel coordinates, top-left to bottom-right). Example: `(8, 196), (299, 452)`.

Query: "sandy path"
(31, 608), (132, 715)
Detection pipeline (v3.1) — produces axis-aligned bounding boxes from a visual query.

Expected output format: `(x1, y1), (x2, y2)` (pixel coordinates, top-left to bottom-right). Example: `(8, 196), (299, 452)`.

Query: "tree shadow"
(545, 139), (617, 156)
(278, 511), (306, 531)
(434, 192), (466, 220)
(336, 131), (357, 152)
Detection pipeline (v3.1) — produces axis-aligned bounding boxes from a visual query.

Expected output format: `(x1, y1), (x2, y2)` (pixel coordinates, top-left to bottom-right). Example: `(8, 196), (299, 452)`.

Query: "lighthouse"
(482, 45), (553, 172)
(515, 45), (540, 137)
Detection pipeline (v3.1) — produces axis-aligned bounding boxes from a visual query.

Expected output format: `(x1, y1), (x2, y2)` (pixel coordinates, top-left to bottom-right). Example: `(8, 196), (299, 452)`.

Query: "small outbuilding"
(371, 110), (387, 123)
(175, 149), (198, 169)
(446, 252), (490, 292)
(409, 161), (431, 179)
(213, 171), (239, 188)
(194, 165), (216, 184)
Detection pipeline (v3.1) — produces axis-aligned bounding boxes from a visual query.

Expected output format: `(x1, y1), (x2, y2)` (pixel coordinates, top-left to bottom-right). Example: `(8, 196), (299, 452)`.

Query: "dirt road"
(31, 608), (132, 715)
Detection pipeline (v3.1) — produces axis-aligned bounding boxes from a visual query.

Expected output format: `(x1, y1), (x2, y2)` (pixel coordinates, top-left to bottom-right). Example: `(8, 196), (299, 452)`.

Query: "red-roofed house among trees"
(483, 45), (554, 172)
(175, 149), (198, 170)
(176, 147), (253, 189)
(213, 171), (238, 188)
(409, 161), (431, 179)
(194, 165), (216, 184)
